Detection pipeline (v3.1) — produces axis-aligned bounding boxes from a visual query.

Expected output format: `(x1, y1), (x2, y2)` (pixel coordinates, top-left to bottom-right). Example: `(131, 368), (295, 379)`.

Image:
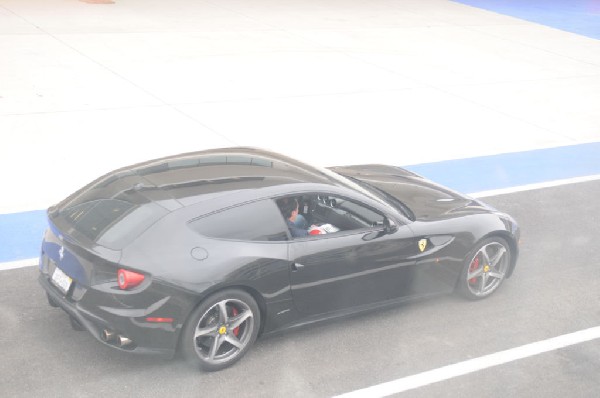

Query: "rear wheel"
(459, 237), (511, 300)
(47, 293), (59, 308)
(181, 289), (260, 371)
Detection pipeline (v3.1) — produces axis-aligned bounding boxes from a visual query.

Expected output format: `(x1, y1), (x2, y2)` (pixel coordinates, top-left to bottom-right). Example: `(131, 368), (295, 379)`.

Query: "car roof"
(55, 147), (350, 212)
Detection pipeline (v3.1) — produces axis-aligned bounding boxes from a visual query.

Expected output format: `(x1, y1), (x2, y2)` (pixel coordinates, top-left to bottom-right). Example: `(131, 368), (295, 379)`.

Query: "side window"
(315, 194), (384, 230)
(189, 200), (288, 241)
(277, 193), (385, 238)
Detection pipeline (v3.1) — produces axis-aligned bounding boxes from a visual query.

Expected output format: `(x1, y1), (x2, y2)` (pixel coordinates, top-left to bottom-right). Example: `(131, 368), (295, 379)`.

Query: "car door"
(286, 194), (419, 316)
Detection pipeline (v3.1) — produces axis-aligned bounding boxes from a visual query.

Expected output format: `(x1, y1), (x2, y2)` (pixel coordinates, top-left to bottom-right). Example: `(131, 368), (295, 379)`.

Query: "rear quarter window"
(189, 200), (288, 242)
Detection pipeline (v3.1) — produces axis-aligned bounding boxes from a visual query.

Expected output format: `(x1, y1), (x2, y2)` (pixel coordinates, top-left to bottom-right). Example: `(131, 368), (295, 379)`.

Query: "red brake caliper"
(469, 256), (480, 285)
(231, 306), (240, 337)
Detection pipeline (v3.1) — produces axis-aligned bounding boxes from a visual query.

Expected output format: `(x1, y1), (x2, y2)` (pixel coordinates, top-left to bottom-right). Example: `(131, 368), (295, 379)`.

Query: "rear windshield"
(56, 199), (168, 250)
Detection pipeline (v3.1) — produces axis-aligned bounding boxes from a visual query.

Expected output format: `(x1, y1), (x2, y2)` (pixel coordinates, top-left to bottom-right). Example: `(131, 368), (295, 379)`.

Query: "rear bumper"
(39, 273), (179, 359)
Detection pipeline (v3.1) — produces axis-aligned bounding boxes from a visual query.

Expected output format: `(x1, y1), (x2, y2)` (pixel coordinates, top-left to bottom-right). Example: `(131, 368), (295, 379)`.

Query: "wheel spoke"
(229, 310), (252, 330)
(195, 325), (218, 339)
(224, 335), (243, 349)
(208, 335), (223, 360)
(479, 272), (488, 292)
(488, 270), (504, 279)
(480, 246), (491, 265)
(489, 246), (506, 267)
(217, 300), (229, 323)
(468, 267), (484, 280)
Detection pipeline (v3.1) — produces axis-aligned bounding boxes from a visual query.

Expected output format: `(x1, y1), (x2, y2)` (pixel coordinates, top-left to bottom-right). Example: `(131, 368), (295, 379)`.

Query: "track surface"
(2, 181), (599, 397)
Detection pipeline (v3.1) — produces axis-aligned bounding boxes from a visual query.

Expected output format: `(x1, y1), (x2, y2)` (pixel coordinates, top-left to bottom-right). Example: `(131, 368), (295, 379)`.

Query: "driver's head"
(278, 197), (299, 221)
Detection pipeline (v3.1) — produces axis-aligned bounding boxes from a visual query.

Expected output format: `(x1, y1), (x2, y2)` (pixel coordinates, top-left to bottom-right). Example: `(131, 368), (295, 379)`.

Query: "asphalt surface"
(1, 181), (599, 397)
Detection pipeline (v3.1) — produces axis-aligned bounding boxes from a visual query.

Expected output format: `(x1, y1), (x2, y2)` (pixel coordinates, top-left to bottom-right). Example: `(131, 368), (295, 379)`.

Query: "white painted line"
(0, 258), (38, 271)
(334, 326), (600, 398)
(469, 174), (600, 198)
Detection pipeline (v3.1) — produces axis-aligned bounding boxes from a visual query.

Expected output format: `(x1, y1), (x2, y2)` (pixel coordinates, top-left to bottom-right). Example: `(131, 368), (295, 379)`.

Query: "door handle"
(291, 262), (305, 271)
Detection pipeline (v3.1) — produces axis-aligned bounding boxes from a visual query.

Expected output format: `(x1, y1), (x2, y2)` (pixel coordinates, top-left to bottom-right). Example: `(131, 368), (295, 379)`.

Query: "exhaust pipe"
(102, 329), (116, 342)
(117, 335), (133, 347)
(102, 329), (133, 348)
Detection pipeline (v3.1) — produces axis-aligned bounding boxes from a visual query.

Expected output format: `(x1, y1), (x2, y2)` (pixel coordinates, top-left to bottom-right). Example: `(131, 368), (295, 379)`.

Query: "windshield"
(342, 175), (416, 221)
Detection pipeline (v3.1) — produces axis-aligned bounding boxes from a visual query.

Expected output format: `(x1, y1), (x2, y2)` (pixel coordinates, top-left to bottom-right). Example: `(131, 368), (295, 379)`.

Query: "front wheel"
(181, 289), (260, 371)
(458, 237), (511, 300)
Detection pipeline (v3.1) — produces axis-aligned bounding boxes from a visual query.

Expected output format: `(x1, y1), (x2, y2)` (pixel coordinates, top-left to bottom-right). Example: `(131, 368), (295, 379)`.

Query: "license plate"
(51, 267), (73, 293)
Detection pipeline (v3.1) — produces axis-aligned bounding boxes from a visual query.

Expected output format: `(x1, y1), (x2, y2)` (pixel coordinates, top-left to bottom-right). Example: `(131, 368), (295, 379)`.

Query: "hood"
(329, 164), (494, 221)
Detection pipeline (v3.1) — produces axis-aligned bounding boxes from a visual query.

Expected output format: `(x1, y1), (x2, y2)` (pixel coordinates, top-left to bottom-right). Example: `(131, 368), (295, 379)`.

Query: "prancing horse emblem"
(59, 246), (65, 261)
(418, 239), (427, 252)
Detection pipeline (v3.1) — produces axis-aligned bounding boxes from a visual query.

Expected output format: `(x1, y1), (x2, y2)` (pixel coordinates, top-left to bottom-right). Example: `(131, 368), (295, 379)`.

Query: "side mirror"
(383, 217), (398, 234)
(363, 218), (397, 241)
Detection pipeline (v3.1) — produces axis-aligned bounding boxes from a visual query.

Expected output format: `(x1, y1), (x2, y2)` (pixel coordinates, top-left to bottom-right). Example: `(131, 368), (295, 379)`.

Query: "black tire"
(458, 237), (511, 300)
(181, 289), (260, 372)
(47, 293), (59, 308)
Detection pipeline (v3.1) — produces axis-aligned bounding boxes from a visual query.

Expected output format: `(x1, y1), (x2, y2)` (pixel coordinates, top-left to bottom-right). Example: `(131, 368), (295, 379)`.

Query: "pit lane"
(1, 180), (598, 397)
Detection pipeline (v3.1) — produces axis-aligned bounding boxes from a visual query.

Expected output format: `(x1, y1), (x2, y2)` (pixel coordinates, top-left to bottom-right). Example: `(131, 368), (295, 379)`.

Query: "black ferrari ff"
(38, 147), (519, 371)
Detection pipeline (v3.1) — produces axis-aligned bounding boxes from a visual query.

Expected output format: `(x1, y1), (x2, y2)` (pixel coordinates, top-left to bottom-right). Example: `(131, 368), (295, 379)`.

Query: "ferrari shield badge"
(418, 239), (427, 252)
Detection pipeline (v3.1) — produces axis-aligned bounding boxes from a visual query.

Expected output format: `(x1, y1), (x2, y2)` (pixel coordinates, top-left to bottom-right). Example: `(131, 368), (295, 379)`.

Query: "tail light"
(117, 269), (145, 290)
(146, 317), (174, 323)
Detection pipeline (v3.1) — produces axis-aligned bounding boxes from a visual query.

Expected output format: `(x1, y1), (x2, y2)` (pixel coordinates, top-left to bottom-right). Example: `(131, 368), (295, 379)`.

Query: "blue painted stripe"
(1, 142), (599, 264)
(405, 142), (600, 194)
(0, 210), (47, 263)
(454, 0), (600, 40)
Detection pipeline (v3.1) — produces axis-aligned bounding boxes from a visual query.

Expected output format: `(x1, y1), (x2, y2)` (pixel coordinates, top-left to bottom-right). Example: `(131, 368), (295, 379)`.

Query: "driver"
(277, 197), (311, 238)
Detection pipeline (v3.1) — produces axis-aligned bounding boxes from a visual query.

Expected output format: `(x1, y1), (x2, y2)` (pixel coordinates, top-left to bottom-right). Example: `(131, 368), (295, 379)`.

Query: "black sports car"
(38, 147), (519, 371)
